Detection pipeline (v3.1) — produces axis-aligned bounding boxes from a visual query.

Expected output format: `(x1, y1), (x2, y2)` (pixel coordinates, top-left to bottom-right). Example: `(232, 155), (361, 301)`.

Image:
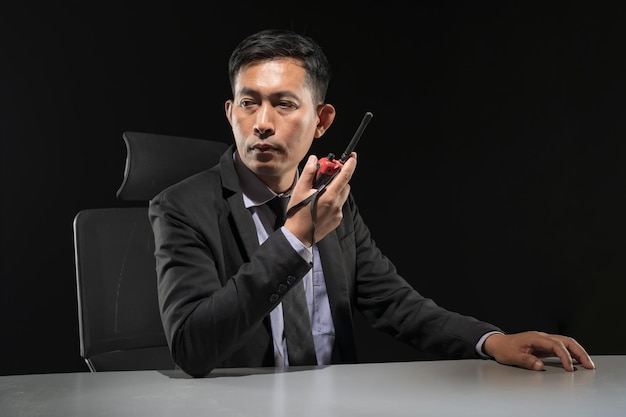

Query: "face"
(225, 58), (335, 193)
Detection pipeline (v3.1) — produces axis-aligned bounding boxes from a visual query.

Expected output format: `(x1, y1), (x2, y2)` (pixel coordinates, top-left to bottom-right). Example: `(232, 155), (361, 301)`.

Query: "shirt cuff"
(476, 331), (505, 358)
(281, 226), (313, 263)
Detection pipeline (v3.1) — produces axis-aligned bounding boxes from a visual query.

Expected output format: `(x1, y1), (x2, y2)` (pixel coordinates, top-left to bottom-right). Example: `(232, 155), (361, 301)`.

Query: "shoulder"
(149, 164), (230, 227)
(153, 147), (237, 207)
(159, 167), (221, 202)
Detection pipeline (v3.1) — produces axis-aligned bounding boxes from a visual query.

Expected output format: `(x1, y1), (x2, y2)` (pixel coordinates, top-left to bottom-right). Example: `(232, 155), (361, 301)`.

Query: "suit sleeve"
(346, 195), (503, 359)
(149, 182), (312, 377)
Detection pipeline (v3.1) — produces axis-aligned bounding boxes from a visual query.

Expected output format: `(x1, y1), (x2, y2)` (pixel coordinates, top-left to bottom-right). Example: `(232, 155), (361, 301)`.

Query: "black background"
(2, 2), (626, 376)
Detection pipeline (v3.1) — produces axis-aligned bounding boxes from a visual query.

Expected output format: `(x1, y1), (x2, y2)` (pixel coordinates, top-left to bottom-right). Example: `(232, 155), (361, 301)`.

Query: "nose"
(254, 105), (275, 139)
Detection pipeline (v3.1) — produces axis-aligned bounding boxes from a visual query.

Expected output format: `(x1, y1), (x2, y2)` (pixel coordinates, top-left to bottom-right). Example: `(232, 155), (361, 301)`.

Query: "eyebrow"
(237, 87), (300, 101)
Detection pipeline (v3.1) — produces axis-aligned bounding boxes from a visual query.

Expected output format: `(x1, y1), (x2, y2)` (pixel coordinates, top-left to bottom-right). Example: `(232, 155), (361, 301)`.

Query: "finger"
(327, 152), (357, 191)
(288, 155), (319, 213)
(557, 336), (596, 370)
(531, 333), (574, 372)
(341, 152), (357, 176)
(571, 351), (596, 369)
(300, 155), (318, 184)
(514, 353), (545, 371)
(496, 332), (571, 372)
(531, 335), (575, 372)
(292, 155), (318, 193)
(552, 348), (575, 372)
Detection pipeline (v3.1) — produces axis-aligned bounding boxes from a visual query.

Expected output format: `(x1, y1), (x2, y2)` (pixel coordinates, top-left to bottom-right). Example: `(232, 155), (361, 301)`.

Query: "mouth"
(251, 143), (280, 154)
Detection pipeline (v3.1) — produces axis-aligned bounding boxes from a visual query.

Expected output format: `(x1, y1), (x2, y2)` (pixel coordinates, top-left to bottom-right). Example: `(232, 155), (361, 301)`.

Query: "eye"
(278, 101), (298, 110)
(240, 99), (257, 108)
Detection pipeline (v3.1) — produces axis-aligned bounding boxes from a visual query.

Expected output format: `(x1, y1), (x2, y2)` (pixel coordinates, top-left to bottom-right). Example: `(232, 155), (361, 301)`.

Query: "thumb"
(516, 353), (545, 371)
(300, 155), (318, 186)
(287, 155), (319, 215)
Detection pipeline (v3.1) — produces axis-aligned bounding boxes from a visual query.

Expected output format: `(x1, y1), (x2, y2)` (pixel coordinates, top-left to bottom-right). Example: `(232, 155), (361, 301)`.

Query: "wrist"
(482, 332), (506, 358)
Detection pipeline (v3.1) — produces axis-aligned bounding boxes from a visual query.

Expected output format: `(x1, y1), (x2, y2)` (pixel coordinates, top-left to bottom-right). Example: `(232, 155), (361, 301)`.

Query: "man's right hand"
(284, 153), (357, 246)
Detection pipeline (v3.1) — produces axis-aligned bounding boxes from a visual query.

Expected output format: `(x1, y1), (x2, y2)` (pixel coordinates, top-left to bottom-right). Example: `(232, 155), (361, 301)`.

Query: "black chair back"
(73, 132), (229, 371)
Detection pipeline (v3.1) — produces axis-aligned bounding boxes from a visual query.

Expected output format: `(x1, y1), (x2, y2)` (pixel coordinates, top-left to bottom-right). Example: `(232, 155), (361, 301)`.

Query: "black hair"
(228, 29), (332, 104)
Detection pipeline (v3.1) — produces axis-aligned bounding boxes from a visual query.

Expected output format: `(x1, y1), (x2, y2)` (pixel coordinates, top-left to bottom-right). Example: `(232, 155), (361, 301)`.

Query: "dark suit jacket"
(149, 145), (502, 377)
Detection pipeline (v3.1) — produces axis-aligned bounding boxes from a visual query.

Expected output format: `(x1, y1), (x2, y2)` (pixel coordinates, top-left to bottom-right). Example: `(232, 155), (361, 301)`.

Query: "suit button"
(269, 294), (279, 303)
(277, 283), (287, 293)
(286, 275), (296, 285)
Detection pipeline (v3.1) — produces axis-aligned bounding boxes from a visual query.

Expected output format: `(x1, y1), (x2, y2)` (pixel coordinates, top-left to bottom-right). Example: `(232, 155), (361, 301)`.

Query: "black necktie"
(267, 196), (317, 366)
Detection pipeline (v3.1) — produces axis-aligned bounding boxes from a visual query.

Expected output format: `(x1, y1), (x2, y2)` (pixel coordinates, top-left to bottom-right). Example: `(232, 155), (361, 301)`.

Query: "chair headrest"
(116, 131), (230, 201)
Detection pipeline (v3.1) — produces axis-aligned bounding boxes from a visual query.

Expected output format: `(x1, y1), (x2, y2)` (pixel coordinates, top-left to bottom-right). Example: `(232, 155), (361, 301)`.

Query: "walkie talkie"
(313, 111), (373, 189)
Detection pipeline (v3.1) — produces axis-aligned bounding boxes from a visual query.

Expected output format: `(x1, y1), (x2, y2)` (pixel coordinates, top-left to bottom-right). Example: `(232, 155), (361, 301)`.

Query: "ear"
(225, 100), (234, 126)
(314, 103), (336, 138)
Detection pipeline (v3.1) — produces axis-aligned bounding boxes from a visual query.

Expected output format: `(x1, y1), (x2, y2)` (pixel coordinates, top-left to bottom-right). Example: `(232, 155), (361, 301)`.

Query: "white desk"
(1, 356), (624, 416)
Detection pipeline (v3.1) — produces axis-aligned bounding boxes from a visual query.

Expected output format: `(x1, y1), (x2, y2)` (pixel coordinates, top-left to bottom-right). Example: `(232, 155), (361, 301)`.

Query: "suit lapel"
(219, 146), (260, 260)
(227, 193), (260, 258)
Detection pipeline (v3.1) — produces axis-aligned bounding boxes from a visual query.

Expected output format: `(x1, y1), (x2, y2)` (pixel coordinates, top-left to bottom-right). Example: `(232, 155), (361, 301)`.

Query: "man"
(149, 28), (595, 377)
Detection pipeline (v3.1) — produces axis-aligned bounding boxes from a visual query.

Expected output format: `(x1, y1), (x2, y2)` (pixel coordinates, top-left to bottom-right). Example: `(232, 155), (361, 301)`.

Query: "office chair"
(73, 132), (229, 371)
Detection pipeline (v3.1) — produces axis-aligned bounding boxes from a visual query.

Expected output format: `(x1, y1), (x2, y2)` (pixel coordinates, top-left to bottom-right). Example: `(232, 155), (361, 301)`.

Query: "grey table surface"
(1, 355), (624, 416)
